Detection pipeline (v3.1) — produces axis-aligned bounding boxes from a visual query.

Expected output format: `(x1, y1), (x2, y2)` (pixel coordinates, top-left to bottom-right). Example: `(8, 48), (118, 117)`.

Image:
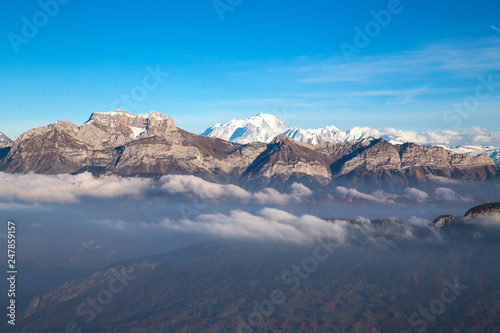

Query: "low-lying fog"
(0, 172), (498, 269)
(0, 172), (499, 327)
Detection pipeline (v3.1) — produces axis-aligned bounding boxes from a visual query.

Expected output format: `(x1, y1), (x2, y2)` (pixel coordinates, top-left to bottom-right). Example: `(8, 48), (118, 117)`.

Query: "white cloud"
(336, 186), (396, 204)
(290, 182), (313, 197)
(161, 207), (444, 245)
(404, 187), (429, 203)
(254, 188), (291, 205)
(0, 173), (314, 206)
(254, 183), (313, 205)
(161, 209), (347, 244)
(408, 216), (431, 227)
(0, 172), (151, 203)
(160, 175), (252, 201)
(161, 175), (312, 204)
(426, 175), (462, 185)
(300, 38), (500, 84)
(435, 187), (473, 202)
(0, 202), (42, 210)
(465, 214), (500, 227)
(380, 127), (500, 147)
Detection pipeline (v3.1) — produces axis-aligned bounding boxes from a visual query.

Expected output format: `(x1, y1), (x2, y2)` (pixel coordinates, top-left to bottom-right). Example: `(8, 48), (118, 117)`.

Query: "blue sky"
(1, 0), (499, 138)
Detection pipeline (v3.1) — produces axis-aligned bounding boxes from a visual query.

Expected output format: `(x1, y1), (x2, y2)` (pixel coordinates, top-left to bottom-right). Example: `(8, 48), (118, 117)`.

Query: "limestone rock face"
(400, 143), (451, 168)
(85, 110), (175, 143)
(242, 135), (332, 181)
(0, 111), (498, 188)
(334, 139), (401, 176)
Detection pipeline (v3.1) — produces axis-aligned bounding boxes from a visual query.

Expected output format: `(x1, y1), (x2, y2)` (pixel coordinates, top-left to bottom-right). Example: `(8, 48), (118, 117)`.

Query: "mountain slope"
(201, 114), (500, 166)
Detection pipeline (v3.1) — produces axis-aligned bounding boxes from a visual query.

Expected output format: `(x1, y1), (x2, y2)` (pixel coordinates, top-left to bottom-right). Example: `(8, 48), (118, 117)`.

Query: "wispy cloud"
(426, 175), (462, 185)
(435, 187), (473, 202)
(161, 175), (252, 201)
(0, 173), (314, 205)
(491, 25), (500, 32)
(161, 208), (348, 244)
(404, 188), (429, 203)
(351, 87), (428, 105)
(159, 208), (440, 244)
(297, 38), (500, 86)
(161, 175), (312, 204)
(0, 172), (151, 203)
(336, 186), (396, 204)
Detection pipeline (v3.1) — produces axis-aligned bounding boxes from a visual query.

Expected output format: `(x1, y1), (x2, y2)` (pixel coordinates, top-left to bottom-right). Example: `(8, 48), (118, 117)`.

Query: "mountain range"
(202, 113), (500, 166)
(0, 110), (498, 190)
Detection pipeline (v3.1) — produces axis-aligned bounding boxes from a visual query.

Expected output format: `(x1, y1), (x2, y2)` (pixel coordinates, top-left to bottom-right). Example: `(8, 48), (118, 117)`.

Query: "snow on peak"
(201, 113), (375, 145)
(93, 110), (170, 120)
(0, 132), (13, 144)
(202, 113), (291, 143)
(250, 113), (288, 128)
(201, 115), (500, 166)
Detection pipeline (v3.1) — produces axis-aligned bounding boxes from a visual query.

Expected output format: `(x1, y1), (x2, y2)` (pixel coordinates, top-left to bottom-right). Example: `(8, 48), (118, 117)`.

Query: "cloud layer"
(0, 172), (152, 203)
(0, 172), (314, 205)
(160, 208), (440, 244)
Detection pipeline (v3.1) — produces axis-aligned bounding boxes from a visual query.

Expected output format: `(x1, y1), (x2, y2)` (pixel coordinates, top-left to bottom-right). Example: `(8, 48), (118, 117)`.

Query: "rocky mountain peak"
(465, 202), (500, 217)
(84, 110), (176, 142)
(0, 132), (13, 147)
(270, 134), (293, 145)
(88, 110), (175, 128)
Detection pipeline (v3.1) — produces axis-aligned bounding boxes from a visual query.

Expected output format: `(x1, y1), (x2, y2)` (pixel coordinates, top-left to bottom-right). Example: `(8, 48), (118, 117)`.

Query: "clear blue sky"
(1, 0), (499, 138)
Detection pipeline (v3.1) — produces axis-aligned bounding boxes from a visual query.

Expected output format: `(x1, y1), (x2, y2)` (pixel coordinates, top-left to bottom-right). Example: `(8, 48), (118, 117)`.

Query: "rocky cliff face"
(0, 111), (498, 189)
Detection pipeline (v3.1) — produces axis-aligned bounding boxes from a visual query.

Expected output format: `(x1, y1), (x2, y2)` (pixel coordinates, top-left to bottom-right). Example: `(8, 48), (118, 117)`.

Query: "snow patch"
(130, 127), (145, 139)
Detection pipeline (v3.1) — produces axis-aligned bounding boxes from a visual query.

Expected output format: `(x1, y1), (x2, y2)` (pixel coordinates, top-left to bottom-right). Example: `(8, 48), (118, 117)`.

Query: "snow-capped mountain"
(202, 113), (379, 144)
(201, 113), (289, 143)
(201, 113), (500, 166)
(0, 132), (13, 145)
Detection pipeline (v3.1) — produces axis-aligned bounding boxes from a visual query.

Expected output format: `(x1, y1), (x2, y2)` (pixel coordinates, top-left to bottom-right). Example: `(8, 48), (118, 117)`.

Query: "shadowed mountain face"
(0, 111), (497, 190)
(10, 214), (500, 333)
